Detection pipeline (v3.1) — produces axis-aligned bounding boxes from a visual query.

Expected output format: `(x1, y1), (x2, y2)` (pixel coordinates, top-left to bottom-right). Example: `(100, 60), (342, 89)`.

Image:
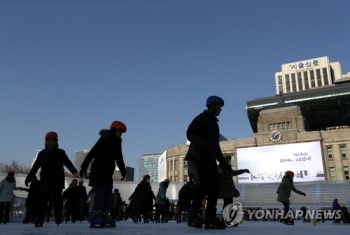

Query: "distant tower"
(31, 150), (41, 177)
(74, 150), (92, 178)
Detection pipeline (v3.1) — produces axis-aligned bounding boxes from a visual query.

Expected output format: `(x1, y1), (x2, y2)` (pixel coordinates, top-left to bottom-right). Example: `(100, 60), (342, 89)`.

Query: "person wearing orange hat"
(155, 179), (170, 223)
(276, 171), (306, 225)
(131, 175), (156, 223)
(0, 171), (21, 224)
(62, 179), (80, 223)
(79, 120), (128, 228)
(25, 131), (79, 227)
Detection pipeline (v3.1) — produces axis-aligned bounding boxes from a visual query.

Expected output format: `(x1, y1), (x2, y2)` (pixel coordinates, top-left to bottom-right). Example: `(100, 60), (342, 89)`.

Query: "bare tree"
(0, 160), (31, 174)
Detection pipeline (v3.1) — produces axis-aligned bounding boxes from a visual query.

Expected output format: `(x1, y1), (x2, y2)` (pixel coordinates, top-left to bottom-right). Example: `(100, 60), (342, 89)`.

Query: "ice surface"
(1, 220), (349, 235)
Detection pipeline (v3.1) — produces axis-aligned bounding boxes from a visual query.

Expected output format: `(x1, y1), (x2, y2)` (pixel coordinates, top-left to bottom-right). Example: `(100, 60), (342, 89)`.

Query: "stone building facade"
(166, 105), (350, 183)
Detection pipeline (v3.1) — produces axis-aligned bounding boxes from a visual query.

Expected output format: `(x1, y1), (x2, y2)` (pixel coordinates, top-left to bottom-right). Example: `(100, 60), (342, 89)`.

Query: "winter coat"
(0, 177), (20, 202)
(77, 185), (88, 201)
(81, 129), (126, 188)
(111, 193), (123, 209)
(24, 179), (40, 208)
(277, 176), (304, 204)
(133, 180), (155, 211)
(218, 168), (245, 199)
(178, 181), (193, 202)
(332, 200), (342, 211)
(62, 185), (81, 203)
(26, 147), (78, 193)
(186, 110), (225, 164)
(155, 182), (168, 205)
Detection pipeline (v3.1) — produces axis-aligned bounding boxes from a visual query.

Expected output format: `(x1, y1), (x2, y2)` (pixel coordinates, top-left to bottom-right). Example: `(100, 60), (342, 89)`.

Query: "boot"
(204, 210), (226, 229)
(89, 211), (107, 228)
(102, 212), (116, 227)
(132, 215), (139, 223)
(187, 208), (203, 228)
(34, 216), (45, 228)
(285, 218), (294, 225)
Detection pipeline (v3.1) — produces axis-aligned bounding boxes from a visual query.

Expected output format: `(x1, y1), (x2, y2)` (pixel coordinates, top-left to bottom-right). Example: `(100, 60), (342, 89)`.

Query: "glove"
(276, 190), (280, 194)
(302, 193), (306, 196)
(121, 173), (126, 181)
(243, 169), (250, 173)
(25, 180), (29, 187)
(79, 169), (87, 178)
(73, 172), (79, 178)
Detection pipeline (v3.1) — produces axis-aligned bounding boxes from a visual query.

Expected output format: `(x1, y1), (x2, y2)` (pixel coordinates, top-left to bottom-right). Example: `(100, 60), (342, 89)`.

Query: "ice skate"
(187, 214), (203, 228)
(204, 216), (226, 229)
(89, 211), (106, 228)
(102, 213), (116, 228)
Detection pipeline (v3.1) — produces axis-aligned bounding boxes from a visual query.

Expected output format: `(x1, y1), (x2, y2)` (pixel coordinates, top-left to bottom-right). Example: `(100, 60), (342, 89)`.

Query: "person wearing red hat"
(25, 131), (79, 227)
(277, 171), (306, 225)
(79, 120), (127, 228)
(62, 179), (80, 223)
(131, 175), (156, 223)
(0, 171), (21, 224)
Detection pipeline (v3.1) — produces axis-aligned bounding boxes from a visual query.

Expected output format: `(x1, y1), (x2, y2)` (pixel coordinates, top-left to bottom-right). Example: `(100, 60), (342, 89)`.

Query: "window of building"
(316, 69), (322, 87)
(344, 167), (349, 180)
(184, 161), (188, 169)
(322, 68), (329, 85)
(326, 146), (333, 158)
(310, 70), (315, 87)
(269, 124), (273, 130)
(340, 146), (347, 158)
(285, 75), (290, 93)
(170, 176), (173, 182)
(273, 123), (277, 129)
(330, 167), (336, 180)
(170, 160), (173, 170)
(303, 71), (309, 90)
(297, 72), (302, 91)
(230, 155), (235, 165)
(282, 122), (286, 130)
(167, 161), (169, 172)
(184, 175), (188, 182)
(286, 122), (291, 129)
(174, 175), (178, 182)
(174, 159), (178, 169)
(291, 74), (296, 92)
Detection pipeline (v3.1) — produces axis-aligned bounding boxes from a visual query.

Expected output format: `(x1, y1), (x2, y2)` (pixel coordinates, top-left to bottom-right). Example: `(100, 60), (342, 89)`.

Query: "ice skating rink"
(1, 220), (349, 235)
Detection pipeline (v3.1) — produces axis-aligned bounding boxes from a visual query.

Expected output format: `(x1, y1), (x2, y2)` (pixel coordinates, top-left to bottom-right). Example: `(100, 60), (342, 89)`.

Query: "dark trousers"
(93, 187), (112, 212)
(38, 190), (63, 223)
(24, 206), (37, 223)
(191, 161), (220, 218)
(0, 201), (11, 223)
(64, 200), (79, 222)
(223, 197), (234, 211)
(282, 202), (290, 220)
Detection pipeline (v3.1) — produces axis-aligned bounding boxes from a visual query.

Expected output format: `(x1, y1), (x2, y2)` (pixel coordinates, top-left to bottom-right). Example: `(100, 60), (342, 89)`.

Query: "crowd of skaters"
(4, 95), (347, 229)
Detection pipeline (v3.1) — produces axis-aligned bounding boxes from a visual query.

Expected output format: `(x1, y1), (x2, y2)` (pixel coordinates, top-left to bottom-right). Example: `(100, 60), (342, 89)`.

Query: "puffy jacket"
(155, 182), (168, 205)
(218, 168), (245, 199)
(0, 177), (20, 202)
(26, 147), (78, 192)
(277, 176), (304, 204)
(186, 110), (225, 164)
(81, 129), (126, 188)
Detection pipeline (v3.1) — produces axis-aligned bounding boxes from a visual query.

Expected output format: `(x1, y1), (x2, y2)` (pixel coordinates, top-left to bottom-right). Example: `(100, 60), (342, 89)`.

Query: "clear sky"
(1, 0), (349, 180)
